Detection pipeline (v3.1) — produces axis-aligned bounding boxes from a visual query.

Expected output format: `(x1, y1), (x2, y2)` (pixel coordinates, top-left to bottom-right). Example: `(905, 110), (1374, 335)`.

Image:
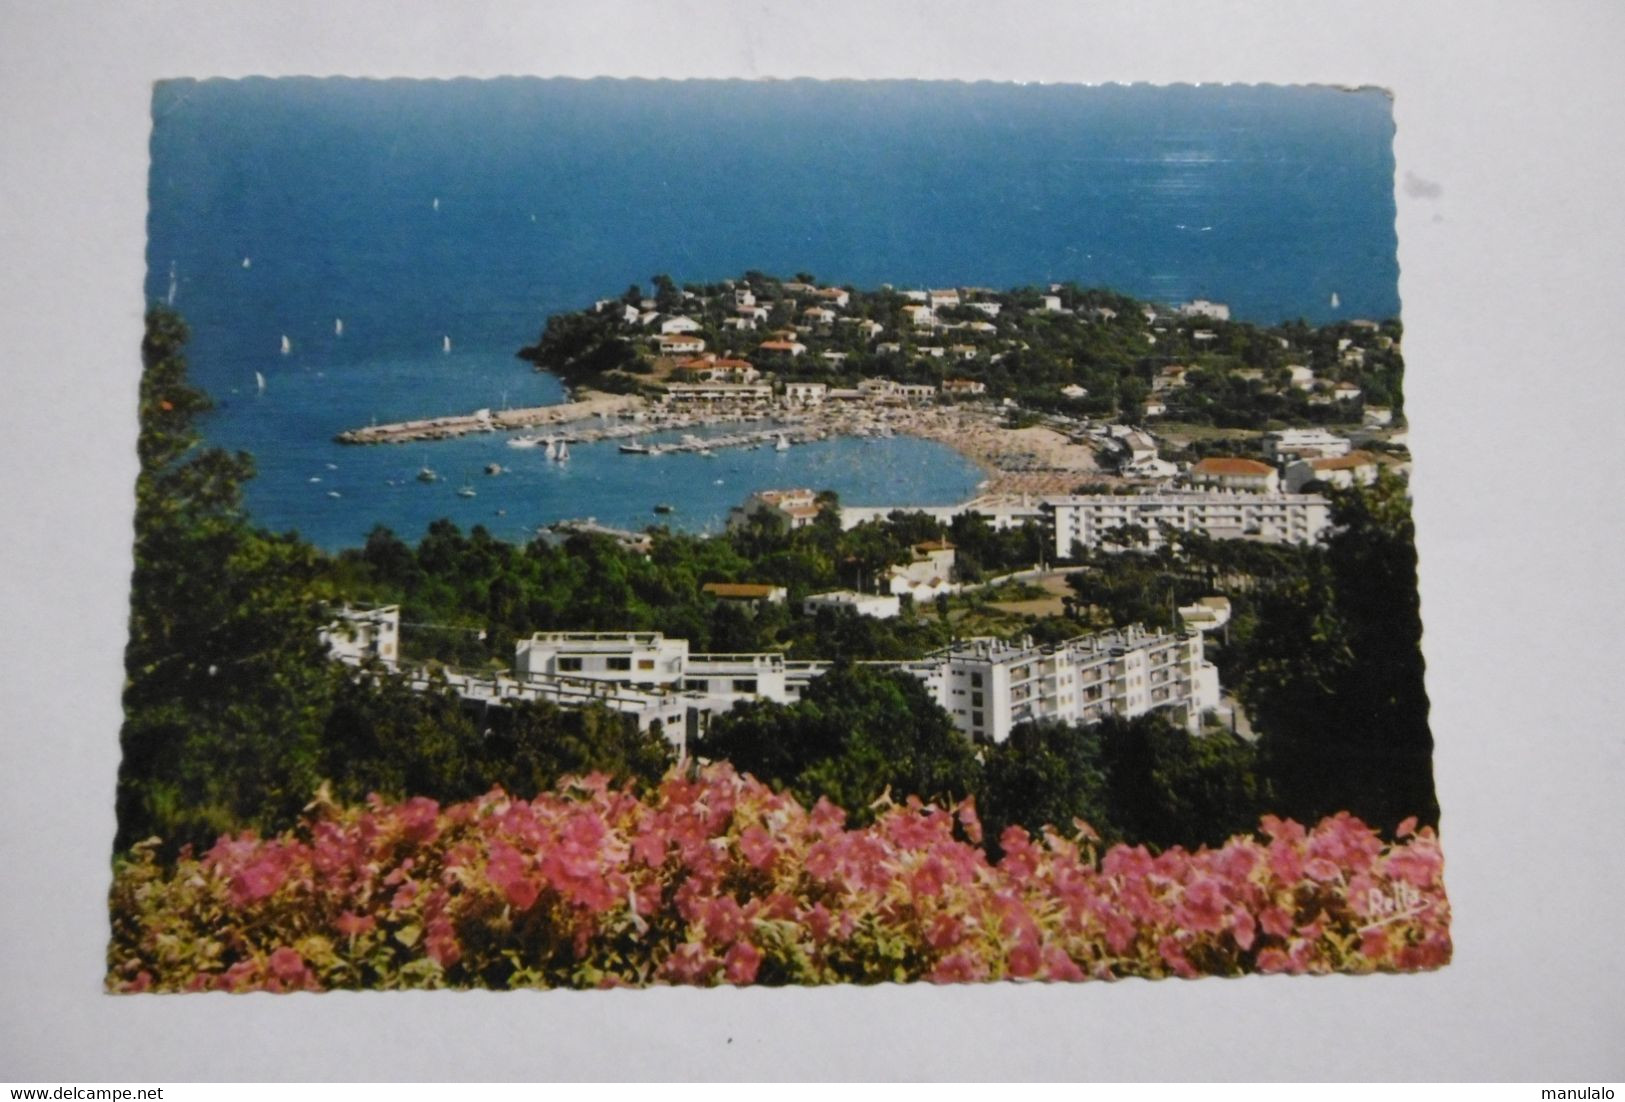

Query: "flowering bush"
(107, 764), (1449, 992)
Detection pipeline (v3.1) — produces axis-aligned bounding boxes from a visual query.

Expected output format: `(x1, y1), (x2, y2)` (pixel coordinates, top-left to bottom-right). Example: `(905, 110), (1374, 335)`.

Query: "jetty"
(335, 393), (642, 445)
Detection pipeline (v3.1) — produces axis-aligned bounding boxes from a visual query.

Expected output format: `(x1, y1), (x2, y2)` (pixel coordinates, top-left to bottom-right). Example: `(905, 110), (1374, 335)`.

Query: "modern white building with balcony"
(902, 626), (1220, 743)
(1042, 491), (1332, 557)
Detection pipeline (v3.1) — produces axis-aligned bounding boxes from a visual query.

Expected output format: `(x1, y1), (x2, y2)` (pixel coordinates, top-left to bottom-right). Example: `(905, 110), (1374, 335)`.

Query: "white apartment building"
(902, 626), (1220, 743)
(323, 611), (1221, 757)
(662, 382), (774, 405)
(1264, 428), (1351, 461)
(1043, 491), (1332, 558)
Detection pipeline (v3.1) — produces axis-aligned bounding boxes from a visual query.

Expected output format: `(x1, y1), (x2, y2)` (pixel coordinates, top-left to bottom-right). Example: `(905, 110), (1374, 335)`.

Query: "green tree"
(118, 308), (340, 852)
(979, 720), (1115, 853)
(1243, 474), (1438, 832)
(1097, 714), (1265, 849)
(694, 663), (979, 822)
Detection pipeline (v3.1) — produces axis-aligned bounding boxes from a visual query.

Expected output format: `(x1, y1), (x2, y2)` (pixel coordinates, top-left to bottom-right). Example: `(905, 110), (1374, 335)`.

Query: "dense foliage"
(108, 765), (1449, 992)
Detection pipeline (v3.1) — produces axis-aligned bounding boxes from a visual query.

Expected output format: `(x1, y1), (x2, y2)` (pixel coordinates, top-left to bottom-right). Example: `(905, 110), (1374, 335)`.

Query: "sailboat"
(1330, 291), (1341, 309)
(254, 371), (266, 393)
(775, 432), (790, 452)
(544, 438), (559, 461)
(557, 440), (570, 462)
(280, 334), (291, 355)
(242, 257), (252, 269)
(432, 197), (440, 212)
(166, 262), (178, 306)
(442, 335), (452, 354)
(334, 318), (344, 338)
(456, 483), (477, 499)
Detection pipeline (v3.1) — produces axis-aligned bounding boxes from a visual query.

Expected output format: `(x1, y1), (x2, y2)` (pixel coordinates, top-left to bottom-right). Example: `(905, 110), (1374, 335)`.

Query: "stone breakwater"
(334, 392), (642, 444)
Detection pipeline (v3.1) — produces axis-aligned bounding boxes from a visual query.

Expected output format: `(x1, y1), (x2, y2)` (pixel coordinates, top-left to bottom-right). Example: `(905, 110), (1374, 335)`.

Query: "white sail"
(545, 438), (558, 460)
(335, 318), (344, 337)
(280, 334), (291, 355)
(558, 441), (570, 461)
(255, 371), (266, 392)
(242, 257), (252, 269)
(442, 335), (452, 354)
(166, 262), (178, 306)
(775, 432), (790, 452)
(1330, 291), (1340, 309)
(432, 197), (440, 212)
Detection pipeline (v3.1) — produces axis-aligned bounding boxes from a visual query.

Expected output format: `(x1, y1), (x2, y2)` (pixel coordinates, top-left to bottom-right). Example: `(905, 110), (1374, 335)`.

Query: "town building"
(783, 381), (828, 407)
(803, 590), (902, 620)
(757, 339), (806, 358)
(702, 582), (789, 605)
(320, 605), (400, 667)
(728, 488), (825, 532)
(941, 378), (988, 396)
(1042, 491), (1332, 558)
(1263, 428), (1352, 461)
(901, 626), (1220, 743)
(1282, 450), (1380, 492)
(1177, 596), (1233, 634)
(1189, 457), (1281, 494)
(661, 382), (774, 405)
(656, 334), (706, 355)
(660, 315), (702, 335)
(1178, 298), (1231, 322)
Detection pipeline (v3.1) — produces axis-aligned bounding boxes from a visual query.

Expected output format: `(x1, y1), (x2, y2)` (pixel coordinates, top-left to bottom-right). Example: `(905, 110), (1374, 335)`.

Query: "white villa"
(803, 590), (902, 620)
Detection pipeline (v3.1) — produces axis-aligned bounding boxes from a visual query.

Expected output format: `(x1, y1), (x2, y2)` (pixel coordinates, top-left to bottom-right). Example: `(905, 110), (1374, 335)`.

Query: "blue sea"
(145, 79), (1398, 551)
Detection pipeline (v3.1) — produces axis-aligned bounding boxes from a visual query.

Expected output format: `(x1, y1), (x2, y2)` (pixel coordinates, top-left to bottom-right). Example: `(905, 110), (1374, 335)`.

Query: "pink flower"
(486, 843), (540, 911)
(1174, 876), (1228, 934)
(929, 950), (988, 984)
(267, 947), (310, 988)
(396, 797), (440, 845)
(723, 940), (762, 985)
(390, 881), (419, 912)
(1232, 907), (1257, 951)
(956, 797), (983, 845)
(1305, 857), (1342, 883)
(1255, 947), (1293, 974)
(334, 911), (375, 938)
(737, 825), (777, 871)
(925, 912), (963, 951)
(228, 854), (288, 907)
(1259, 905), (1295, 939)
(1043, 946), (1085, 983)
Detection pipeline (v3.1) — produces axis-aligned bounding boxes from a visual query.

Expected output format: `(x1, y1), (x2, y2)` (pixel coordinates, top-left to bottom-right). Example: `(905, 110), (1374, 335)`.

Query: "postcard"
(108, 78), (1447, 992)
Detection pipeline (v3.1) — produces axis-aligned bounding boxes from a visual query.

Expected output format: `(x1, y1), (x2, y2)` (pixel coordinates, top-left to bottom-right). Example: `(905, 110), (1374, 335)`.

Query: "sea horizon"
(145, 78), (1399, 550)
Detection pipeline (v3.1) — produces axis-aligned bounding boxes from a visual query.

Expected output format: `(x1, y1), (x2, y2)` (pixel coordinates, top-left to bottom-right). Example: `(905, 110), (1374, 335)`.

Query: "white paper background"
(2, 0), (1623, 1082)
